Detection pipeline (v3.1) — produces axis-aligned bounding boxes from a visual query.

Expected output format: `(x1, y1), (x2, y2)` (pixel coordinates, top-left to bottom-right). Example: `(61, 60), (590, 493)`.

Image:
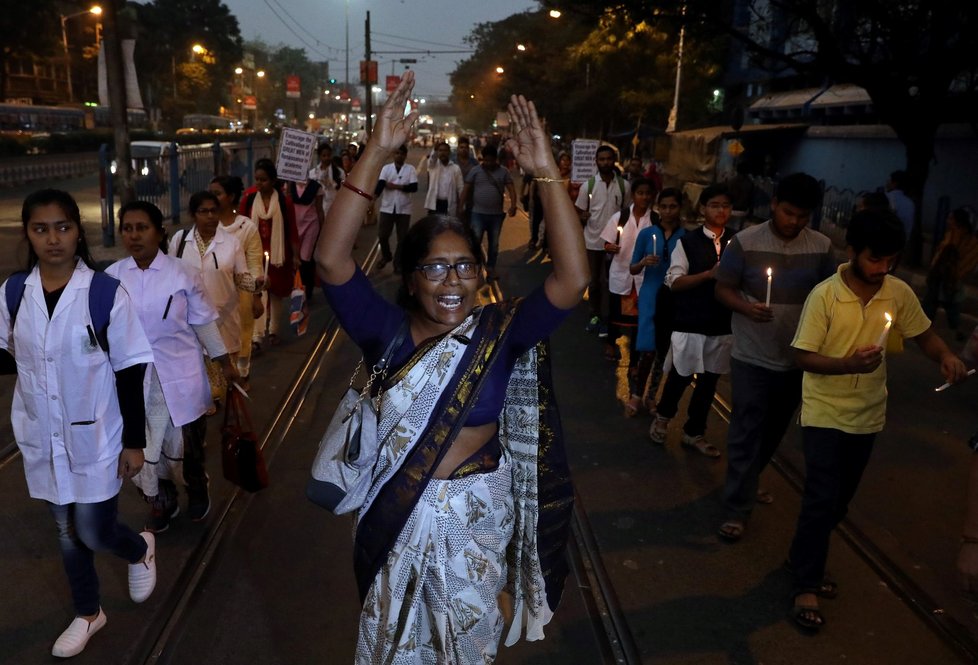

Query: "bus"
(181, 113), (233, 133)
(0, 103), (148, 133)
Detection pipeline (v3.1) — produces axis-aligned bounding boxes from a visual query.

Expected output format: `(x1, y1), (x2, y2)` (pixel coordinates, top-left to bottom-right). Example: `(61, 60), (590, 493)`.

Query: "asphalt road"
(0, 160), (976, 663)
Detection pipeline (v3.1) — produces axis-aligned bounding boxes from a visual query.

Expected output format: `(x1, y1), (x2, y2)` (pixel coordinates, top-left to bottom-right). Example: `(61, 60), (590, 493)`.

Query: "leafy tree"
(0, 1), (90, 100)
(244, 40), (325, 128)
(130, 0), (243, 128)
(451, 11), (591, 135)
(450, 8), (724, 140)
(549, 0), (978, 263)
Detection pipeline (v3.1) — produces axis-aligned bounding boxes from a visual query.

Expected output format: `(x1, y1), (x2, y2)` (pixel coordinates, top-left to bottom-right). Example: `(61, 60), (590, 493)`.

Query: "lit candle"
(765, 267), (773, 307)
(652, 232), (657, 256)
(263, 251), (270, 281)
(616, 225), (623, 246)
(876, 312), (893, 349)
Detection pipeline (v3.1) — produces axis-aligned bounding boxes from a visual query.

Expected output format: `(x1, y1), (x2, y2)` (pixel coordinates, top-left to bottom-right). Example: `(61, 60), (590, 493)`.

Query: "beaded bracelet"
(341, 179), (374, 201)
(534, 176), (568, 184)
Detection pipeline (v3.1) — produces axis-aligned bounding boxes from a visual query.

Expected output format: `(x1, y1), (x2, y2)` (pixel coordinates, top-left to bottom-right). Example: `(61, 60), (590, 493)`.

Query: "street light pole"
(60, 15), (74, 103)
(667, 3), (687, 133)
(60, 6), (102, 103)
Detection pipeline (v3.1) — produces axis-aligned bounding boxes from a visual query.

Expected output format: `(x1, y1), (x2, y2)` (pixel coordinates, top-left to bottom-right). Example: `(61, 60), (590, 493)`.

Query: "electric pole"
(364, 11), (372, 137)
(102, 0), (134, 221)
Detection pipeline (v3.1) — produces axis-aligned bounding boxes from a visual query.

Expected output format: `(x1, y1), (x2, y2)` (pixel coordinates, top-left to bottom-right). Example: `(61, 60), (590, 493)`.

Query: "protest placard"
(571, 139), (600, 184)
(275, 128), (319, 182)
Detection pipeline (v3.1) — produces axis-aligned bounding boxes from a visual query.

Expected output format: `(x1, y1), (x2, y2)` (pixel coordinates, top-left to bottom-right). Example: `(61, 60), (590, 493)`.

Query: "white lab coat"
(106, 253), (217, 426)
(168, 225), (248, 354)
(0, 261), (154, 504)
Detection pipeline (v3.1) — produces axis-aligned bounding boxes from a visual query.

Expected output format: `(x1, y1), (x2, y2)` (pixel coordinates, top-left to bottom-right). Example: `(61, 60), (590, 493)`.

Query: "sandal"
(756, 489), (774, 504)
(717, 520), (745, 542)
(680, 434), (721, 458)
(791, 597), (825, 632)
(624, 396), (642, 418)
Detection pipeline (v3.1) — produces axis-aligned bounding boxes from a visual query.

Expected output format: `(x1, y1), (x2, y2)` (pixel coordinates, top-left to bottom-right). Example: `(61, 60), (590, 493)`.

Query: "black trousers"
(378, 211), (410, 263)
(722, 359), (802, 521)
(655, 367), (721, 437)
(788, 426), (875, 591)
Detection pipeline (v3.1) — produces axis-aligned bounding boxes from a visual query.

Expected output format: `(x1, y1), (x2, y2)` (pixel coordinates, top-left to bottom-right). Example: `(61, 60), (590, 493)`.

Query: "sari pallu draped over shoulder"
(353, 298), (574, 653)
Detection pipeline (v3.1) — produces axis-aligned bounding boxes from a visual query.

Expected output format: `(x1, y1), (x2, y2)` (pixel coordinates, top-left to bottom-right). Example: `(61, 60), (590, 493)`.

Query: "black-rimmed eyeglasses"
(415, 262), (479, 281)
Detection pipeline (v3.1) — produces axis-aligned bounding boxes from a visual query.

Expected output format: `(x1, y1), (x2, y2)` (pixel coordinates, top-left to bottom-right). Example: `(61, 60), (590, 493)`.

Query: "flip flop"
(791, 602), (825, 632)
(681, 437), (721, 458)
(717, 520), (745, 542)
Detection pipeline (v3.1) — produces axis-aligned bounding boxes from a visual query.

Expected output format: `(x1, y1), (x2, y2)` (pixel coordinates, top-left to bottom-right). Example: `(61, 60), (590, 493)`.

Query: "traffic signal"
(329, 78), (337, 84)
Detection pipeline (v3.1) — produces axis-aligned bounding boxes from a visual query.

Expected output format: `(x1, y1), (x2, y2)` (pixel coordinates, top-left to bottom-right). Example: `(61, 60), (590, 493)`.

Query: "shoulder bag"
(221, 386), (269, 493)
(307, 321), (409, 514)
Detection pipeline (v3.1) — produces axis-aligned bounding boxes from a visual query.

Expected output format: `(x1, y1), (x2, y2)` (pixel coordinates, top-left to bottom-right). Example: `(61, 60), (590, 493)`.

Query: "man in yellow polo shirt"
(786, 209), (967, 632)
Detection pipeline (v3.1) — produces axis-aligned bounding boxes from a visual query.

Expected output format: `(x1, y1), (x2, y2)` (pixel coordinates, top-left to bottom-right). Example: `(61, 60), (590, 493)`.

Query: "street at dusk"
(1, 1), (978, 664)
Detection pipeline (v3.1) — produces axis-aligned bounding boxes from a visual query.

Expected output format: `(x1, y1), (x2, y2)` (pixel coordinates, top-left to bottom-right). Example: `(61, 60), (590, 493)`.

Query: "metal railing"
(99, 138), (277, 246)
(0, 152), (99, 188)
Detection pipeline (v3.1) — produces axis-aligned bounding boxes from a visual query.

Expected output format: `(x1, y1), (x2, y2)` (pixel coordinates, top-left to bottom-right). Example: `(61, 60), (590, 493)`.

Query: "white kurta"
(0, 261), (154, 504)
(168, 225), (248, 354)
(599, 205), (653, 295)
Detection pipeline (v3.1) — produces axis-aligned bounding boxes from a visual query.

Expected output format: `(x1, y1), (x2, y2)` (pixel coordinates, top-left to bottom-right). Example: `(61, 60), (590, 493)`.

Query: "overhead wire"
(260, 0), (334, 60)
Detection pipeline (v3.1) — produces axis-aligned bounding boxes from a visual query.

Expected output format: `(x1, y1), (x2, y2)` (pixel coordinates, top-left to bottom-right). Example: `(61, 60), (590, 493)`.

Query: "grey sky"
(221, 0), (539, 99)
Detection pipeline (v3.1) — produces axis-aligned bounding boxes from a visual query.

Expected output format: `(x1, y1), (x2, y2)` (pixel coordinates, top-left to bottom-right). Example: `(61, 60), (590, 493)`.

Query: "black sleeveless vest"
(672, 227), (734, 336)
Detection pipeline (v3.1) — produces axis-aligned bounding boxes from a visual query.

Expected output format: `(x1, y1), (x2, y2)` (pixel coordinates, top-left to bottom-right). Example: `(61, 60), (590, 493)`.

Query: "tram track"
(710, 392), (978, 663)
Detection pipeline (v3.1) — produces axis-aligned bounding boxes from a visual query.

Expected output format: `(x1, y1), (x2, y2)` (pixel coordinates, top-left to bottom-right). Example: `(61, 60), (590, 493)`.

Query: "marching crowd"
(3, 70), (977, 660)
(1, 145), (349, 657)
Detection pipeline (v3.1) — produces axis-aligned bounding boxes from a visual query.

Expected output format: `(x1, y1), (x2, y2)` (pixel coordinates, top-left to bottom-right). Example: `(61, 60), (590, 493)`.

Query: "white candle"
(652, 233), (657, 256)
(765, 267), (773, 307)
(616, 225), (623, 245)
(935, 368), (977, 392)
(263, 251), (270, 281)
(876, 312), (893, 349)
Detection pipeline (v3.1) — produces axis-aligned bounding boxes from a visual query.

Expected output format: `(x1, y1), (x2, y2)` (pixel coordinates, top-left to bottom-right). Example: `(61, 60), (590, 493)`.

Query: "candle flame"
(617, 226), (623, 234)
(884, 312), (892, 323)
(766, 267), (773, 277)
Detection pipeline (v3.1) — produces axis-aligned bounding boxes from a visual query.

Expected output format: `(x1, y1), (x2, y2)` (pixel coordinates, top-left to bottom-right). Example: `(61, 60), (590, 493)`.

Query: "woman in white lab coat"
(107, 200), (238, 531)
(168, 191), (255, 409)
(0, 189), (157, 658)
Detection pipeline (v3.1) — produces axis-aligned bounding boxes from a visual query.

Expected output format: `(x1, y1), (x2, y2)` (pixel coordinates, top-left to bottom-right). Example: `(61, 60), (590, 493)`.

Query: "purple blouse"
(323, 266), (571, 426)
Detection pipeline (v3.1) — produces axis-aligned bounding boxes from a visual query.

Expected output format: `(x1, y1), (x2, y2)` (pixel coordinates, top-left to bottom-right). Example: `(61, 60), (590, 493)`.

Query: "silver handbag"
(307, 324), (407, 514)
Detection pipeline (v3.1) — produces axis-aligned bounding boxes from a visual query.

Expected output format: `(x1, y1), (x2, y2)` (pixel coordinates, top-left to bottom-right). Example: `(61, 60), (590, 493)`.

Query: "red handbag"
(221, 387), (269, 492)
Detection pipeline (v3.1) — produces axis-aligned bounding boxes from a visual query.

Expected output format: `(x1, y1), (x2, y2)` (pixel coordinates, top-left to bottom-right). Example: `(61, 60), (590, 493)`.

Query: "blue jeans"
(469, 212), (505, 269)
(48, 495), (148, 615)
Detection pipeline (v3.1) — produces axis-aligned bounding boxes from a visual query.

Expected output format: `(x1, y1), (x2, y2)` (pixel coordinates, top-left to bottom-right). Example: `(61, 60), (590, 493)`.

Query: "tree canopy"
(130, 0), (243, 127)
(450, 8), (725, 139)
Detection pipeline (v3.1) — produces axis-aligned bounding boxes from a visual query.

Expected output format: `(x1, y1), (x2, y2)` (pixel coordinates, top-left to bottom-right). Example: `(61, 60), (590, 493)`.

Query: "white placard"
(571, 139), (600, 184)
(275, 128), (319, 182)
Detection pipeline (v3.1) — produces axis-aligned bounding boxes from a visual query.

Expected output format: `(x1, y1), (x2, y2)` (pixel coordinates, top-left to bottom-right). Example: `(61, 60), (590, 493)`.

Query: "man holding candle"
(713, 173), (834, 543)
(786, 209), (967, 631)
(648, 184), (735, 456)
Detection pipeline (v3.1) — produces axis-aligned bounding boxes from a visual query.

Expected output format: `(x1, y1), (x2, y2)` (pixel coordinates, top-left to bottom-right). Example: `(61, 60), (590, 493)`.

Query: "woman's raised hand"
(505, 95), (557, 177)
(371, 70), (419, 153)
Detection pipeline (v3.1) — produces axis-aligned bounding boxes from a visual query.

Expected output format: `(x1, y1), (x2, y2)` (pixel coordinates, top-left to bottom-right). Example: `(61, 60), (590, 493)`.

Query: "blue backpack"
(5, 270), (119, 353)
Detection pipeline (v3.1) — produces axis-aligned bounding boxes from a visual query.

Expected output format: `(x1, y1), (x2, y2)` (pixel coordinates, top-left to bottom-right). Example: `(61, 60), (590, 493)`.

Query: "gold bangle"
(534, 176), (568, 184)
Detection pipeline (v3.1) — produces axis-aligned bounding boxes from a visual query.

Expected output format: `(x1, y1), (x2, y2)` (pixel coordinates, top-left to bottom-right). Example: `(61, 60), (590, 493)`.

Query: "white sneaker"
(128, 531), (157, 603)
(52, 608), (106, 658)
